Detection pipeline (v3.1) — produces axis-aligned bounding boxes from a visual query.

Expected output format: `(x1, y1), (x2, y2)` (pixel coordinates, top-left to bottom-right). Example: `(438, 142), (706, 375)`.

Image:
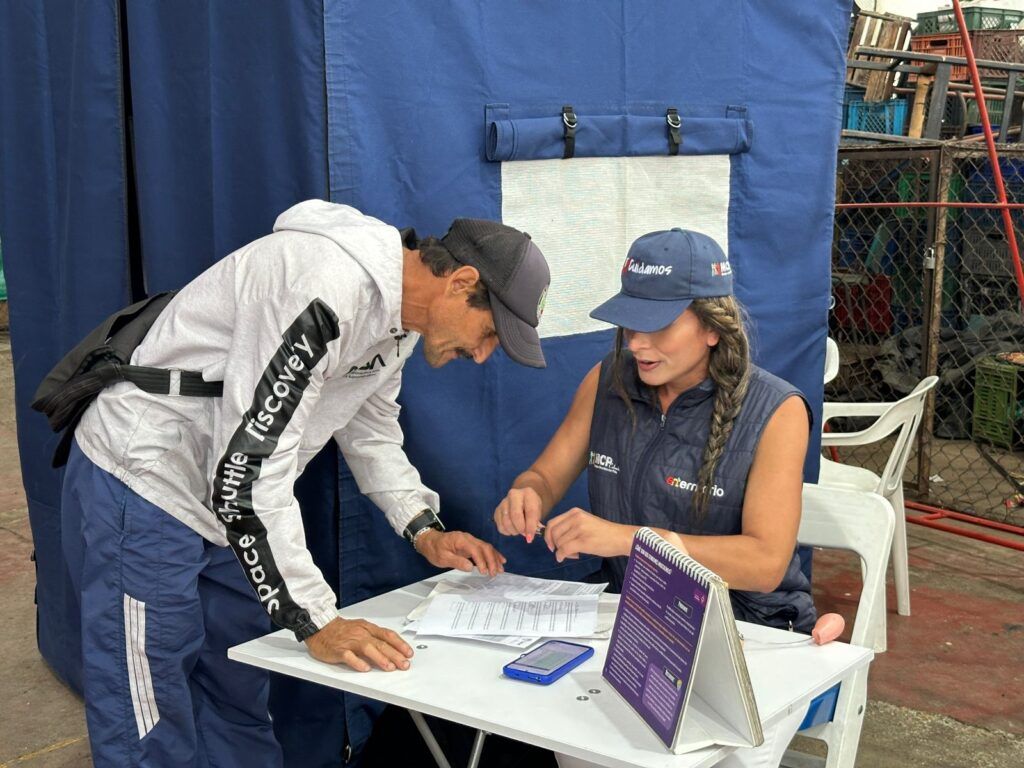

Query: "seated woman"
(493, 228), (815, 767)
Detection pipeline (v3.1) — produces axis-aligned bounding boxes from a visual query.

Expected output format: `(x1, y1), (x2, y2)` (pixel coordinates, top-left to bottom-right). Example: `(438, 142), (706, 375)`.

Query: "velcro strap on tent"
(666, 108), (681, 155)
(486, 104), (751, 162)
(562, 105), (577, 159)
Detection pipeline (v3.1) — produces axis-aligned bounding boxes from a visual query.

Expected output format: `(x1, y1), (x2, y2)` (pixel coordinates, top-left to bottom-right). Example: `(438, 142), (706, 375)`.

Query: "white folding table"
(229, 574), (873, 768)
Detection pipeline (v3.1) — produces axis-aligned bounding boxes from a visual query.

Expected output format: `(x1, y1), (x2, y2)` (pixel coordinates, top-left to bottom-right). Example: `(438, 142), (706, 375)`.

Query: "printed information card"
(602, 533), (709, 747)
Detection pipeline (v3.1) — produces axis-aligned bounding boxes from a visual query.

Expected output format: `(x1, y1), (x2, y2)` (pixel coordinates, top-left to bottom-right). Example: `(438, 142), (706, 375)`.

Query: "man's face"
(420, 269), (500, 368)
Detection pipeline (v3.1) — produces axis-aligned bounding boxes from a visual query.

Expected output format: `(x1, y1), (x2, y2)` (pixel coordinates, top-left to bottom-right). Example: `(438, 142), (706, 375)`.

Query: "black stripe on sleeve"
(212, 299), (341, 639)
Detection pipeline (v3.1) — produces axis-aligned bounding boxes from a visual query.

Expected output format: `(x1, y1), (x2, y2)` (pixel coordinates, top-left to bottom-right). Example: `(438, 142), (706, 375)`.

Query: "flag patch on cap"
(711, 261), (732, 277)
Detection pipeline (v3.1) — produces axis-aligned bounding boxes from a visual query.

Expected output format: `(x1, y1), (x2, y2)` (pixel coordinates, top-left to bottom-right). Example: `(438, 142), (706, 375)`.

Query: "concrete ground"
(0, 330), (1022, 767)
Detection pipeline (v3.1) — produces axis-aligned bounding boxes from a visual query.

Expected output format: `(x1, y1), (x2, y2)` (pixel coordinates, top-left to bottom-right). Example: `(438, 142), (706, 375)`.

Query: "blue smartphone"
(502, 640), (594, 685)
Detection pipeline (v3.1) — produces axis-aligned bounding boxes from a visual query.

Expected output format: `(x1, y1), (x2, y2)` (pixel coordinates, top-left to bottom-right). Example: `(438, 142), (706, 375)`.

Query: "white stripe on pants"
(123, 594), (161, 739)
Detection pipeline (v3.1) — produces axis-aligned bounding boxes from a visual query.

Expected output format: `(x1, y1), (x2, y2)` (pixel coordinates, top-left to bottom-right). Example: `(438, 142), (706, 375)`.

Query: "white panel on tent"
(501, 155), (731, 339)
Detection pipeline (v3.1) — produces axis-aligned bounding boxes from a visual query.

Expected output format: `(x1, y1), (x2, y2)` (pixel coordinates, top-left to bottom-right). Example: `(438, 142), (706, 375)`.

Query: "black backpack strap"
(119, 365), (224, 397)
(33, 290), (226, 468)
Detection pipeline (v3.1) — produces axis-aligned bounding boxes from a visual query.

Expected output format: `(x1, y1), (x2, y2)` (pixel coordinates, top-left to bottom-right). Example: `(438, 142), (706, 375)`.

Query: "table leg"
(466, 728), (489, 768)
(408, 710), (454, 768)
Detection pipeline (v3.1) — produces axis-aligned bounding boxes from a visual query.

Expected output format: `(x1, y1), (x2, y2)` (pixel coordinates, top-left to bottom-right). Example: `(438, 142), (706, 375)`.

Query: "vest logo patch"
(665, 475), (725, 497)
(589, 451), (620, 475)
(346, 353), (385, 379)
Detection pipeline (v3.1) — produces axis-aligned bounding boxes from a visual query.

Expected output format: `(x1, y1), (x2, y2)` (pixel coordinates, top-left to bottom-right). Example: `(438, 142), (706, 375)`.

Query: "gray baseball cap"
(440, 219), (550, 368)
(590, 229), (733, 332)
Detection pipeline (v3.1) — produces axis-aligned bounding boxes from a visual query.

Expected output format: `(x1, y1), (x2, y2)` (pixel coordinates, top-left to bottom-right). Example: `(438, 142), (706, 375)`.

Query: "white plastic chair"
(824, 337), (840, 385)
(783, 484), (896, 768)
(818, 376), (938, 618)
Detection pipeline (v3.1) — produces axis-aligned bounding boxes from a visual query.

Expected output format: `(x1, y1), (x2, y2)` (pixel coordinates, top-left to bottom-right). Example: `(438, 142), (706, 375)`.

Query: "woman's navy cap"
(590, 229), (733, 332)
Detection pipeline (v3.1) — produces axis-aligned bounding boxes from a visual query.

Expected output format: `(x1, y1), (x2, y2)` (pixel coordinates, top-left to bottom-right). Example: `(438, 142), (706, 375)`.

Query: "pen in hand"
(527, 522), (545, 544)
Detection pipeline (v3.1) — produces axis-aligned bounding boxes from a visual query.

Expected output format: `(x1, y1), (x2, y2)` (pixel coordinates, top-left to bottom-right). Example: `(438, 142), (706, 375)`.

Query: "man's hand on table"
(305, 617), (413, 672)
(414, 528), (507, 577)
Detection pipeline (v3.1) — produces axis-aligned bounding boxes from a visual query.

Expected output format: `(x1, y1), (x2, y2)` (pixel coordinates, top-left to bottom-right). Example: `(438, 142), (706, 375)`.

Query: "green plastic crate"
(966, 96), (1006, 126)
(892, 258), (960, 314)
(896, 171), (965, 222)
(972, 356), (1024, 449)
(917, 7), (1024, 35)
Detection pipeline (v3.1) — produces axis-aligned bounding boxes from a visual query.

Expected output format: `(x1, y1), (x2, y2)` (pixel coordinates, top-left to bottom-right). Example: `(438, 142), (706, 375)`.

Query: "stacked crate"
(960, 158), (1024, 322)
(845, 10), (913, 136)
(973, 356), (1024, 449)
(911, 7), (1024, 133)
(846, 99), (909, 135)
(916, 7), (1024, 36)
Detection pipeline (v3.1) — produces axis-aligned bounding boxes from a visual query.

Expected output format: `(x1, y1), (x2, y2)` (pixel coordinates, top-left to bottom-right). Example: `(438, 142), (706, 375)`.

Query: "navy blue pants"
(61, 442), (283, 767)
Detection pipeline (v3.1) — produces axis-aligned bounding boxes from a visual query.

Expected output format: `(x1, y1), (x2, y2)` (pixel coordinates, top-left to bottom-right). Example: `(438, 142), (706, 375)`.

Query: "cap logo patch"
(711, 261), (732, 277)
(536, 285), (548, 321)
(623, 258), (672, 276)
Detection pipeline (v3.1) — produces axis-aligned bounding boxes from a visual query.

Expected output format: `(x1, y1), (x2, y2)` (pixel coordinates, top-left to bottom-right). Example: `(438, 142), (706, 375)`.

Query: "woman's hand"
(543, 508), (636, 562)
(494, 486), (545, 543)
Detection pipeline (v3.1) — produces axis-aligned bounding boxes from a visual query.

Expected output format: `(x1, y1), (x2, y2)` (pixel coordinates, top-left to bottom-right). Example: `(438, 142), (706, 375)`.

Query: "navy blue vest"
(588, 351), (816, 633)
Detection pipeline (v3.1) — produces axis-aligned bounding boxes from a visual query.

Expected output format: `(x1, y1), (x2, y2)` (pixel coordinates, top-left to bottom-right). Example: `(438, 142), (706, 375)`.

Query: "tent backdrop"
(0, 1), (850, 764)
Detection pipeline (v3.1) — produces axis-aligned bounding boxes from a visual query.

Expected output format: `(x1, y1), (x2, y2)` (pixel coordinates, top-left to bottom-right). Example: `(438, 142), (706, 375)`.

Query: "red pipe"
(951, 0), (1024, 307)
(905, 500), (1024, 552)
(836, 201), (1024, 208)
(906, 514), (1024, 551)
(906, 501), (1024, 535)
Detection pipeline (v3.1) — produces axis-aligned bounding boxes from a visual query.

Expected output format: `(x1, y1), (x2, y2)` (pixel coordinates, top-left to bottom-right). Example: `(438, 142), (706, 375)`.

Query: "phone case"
(502, 641), (594, 685)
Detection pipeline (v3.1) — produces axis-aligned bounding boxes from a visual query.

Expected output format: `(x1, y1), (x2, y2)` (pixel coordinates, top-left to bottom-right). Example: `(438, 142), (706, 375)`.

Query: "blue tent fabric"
(1, 1), (850, 765)
(322, 3), (846, 496)
(486, 105), (753, 161)
(123, 1), (331, 291)
(0, 0), (133, 693)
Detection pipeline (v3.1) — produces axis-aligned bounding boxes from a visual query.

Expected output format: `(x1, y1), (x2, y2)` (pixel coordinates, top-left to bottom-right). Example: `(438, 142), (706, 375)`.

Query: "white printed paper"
(405, 572), (607, 623)
(418, 594), (599, 638)
(403, 620), (539, 649)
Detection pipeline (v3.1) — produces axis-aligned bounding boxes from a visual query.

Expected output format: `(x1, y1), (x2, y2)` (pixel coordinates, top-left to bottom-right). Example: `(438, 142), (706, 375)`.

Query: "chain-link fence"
(831, 143), (1024, 526)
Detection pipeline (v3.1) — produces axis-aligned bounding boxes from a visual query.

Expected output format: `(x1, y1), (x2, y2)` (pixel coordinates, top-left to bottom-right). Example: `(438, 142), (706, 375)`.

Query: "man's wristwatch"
(402, 509), (445, 549)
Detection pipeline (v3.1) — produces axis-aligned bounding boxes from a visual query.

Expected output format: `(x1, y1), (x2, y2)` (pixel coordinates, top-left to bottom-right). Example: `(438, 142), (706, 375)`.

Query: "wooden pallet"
(848, 9), (914, 100)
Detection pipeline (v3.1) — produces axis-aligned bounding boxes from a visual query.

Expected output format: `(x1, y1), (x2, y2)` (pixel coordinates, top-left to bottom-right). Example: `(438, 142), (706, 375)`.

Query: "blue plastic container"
(842, 84), (867, 126)
(845, 99), (909, 136)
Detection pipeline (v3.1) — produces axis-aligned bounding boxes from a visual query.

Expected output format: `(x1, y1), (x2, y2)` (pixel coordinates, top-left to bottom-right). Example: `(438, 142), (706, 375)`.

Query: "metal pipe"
(857, 45), (1024, 74)
(907, 501), (1024, 535)
(906, 513), (1024, 552)
(951, 0), (1024, 307)
(893, 86), (1014, 100)
(836, 201), (1024, 208)
(467, 730), (489, 768)
(918, 148), (948, 497)
(408, 710), (453, 768)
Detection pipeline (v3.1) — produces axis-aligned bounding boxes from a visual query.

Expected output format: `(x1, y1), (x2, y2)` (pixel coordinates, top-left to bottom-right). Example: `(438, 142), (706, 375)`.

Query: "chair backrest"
(872, 376), (938, 497)
(824, 337), (840, 385)
(799, 484), (895, 650)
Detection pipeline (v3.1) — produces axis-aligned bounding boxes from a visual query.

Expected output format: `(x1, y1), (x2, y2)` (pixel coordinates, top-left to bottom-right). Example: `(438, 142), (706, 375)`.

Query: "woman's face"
(623, 307), (719, 392)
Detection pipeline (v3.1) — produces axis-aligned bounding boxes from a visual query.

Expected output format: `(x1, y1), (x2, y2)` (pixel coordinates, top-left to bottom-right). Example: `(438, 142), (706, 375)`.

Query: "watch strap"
(402, 508), (445, 545)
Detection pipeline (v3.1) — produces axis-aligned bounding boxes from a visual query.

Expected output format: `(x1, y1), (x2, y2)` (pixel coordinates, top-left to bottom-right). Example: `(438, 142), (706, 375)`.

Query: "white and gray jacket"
(76, 200), (439, 639)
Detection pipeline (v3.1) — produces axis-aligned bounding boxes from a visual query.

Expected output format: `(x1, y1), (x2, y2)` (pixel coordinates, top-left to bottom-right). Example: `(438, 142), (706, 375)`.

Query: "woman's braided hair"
(689, 296), (751, 521)
(608, 295), (751, 523)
